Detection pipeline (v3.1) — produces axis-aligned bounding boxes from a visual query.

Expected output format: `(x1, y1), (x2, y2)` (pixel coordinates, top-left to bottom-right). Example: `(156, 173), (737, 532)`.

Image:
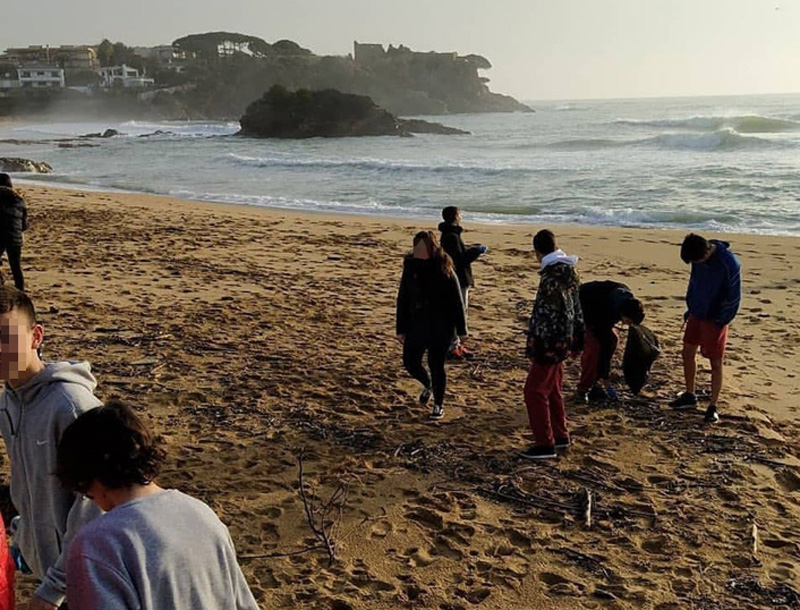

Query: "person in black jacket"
(396, 231), (467, 420)
(0, 174), (28, 291)
(439, 206), (487, 360)
(577, 281), (645, 403)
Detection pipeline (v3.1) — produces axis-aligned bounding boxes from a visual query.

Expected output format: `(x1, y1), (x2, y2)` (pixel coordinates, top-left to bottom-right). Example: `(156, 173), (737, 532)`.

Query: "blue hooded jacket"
(686, 240), (741, 326)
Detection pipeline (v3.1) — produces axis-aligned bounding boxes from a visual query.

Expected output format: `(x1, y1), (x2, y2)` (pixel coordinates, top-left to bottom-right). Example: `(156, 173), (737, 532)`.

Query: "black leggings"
(403, 340), (449, 405)
(0, 243), (23, 291)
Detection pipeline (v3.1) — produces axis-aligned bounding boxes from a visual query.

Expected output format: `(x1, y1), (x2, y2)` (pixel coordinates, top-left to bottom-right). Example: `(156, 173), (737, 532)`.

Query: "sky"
(3, 0), (800, 100)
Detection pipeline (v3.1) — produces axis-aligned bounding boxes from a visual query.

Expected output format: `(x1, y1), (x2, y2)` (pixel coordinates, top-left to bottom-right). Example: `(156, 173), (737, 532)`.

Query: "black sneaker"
(554, 437), (571, 449)
(704, 405), (720, 424)
(588, 385), (609, 403)
(430, 404), (444, 420)
(419, 387), (432, 406)
(519, 445), (557, 460)
(669, 392), (698, 410)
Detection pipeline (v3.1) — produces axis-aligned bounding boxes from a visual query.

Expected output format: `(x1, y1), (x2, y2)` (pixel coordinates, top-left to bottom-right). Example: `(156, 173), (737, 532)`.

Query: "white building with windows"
(17, 66), (65, 88)
(98, 64), (154, 88)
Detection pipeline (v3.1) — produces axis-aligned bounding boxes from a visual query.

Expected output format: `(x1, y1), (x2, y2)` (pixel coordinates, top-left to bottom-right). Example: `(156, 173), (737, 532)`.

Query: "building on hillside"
(3, 45), (98, 70)
(353, 42), (386, 65)
(18, 66), (65, 88)
(132, 45), (186, 64)
(98, 64), (154, 88)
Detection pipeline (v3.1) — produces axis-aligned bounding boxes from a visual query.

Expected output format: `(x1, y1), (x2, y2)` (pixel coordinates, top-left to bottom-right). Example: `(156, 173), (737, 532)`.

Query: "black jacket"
(579, 281), (633, 332)
(439, 222), (482, 289)
(396, 255), (467, 344)
(0, 187), (28, 246)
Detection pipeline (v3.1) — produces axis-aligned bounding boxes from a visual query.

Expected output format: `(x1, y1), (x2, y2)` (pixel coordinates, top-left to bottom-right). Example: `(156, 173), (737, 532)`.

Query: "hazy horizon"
(4, 0), (800, 101)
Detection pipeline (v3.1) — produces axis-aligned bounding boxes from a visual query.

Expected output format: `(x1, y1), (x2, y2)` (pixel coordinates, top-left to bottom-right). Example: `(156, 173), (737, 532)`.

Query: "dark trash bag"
(623, 324), (660, 395)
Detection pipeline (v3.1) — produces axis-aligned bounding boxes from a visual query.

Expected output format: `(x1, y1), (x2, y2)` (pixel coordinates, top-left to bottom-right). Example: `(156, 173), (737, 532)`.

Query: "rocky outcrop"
(81, 129), (121, 139)
(0, 158), (53, 173)
(238, 86), (469, 138)
(398, 119), (469, 136)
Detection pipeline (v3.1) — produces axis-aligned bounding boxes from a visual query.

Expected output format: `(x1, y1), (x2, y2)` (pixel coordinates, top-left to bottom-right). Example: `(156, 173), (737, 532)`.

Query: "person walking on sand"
(0, 286), (103, 610)
(521, 230), (584, 460)
(439, 206), (487, 360)
(577, 280), (645, 404)
(669, 233), (741, 424)
(56, 401), (260, 610)
(0, 174), (28, 291)
(396, 231), (467, 420)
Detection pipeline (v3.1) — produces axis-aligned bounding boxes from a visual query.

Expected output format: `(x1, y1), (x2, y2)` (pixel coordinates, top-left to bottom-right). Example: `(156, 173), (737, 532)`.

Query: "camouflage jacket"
(527, 260), (585, 364)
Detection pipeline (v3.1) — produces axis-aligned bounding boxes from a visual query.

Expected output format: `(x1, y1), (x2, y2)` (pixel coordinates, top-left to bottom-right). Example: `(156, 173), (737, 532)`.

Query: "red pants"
(684, 315), (728, 360)
(578, 328), (619, 393)
(524, 360), (568, 447)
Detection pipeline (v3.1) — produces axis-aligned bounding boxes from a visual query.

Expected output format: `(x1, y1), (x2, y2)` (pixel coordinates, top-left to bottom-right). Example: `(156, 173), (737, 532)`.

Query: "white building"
(98, 64), (154, 88)
(132, 45), (185, 63)
(17, 66), (65, 88)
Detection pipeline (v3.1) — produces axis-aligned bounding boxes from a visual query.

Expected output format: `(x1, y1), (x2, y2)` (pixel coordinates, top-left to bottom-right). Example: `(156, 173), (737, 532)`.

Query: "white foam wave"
(615, 115), (800, 133)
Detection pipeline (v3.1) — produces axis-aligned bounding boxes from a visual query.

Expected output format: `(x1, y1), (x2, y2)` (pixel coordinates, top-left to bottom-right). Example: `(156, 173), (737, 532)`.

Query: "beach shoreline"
(5, 183), (800, 608)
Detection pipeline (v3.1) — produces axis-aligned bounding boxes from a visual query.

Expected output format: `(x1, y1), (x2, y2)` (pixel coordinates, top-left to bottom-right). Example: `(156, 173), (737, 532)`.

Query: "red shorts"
(684, 315), (728, 360)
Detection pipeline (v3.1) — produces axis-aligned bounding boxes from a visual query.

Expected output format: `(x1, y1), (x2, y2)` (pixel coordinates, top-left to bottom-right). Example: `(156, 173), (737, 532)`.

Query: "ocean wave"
(225, 153), (540, 177)
(545, 129), (783, 152)
(119, 121), (239, 137)
(615, 115), (800, 133)
(649, 128), (781, 151)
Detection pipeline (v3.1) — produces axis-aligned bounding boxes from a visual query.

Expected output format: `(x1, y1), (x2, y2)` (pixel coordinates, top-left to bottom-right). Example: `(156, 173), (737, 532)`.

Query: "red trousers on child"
(578, 328), (619, 393)
(524, 360), (568, 447)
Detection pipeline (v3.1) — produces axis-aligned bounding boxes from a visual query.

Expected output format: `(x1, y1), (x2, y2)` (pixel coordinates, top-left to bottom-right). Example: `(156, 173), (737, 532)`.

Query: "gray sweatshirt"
(0, 361), (103, 605)
(67, 489), (260, 610)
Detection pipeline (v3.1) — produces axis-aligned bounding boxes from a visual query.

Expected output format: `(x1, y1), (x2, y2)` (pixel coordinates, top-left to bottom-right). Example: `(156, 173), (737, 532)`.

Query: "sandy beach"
(4, 184), (800, 609)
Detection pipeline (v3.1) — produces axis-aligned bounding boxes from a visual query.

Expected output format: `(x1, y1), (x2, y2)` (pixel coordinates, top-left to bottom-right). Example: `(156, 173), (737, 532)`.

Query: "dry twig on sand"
(239, 453), (350, 565)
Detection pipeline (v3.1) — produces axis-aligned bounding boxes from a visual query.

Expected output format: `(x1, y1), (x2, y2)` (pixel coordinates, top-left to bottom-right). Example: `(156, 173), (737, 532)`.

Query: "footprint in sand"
(404, 547), (435, 567)
(368, 520), (393, 540)
(404, 507), (445, 531)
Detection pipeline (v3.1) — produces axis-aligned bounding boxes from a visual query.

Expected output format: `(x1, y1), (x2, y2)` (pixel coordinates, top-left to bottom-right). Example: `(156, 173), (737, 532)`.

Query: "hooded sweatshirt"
(67, 489), (260, 610)
(438, 222), (483, 289)
(0, 361), (103, 606)
(528, 250), (585, 364)
(686, 240), (742, 327)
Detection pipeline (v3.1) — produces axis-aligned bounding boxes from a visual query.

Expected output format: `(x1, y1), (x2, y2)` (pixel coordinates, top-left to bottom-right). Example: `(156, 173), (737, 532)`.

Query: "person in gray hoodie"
(0, 286), (102, 609)
(57, 401), (260, 610)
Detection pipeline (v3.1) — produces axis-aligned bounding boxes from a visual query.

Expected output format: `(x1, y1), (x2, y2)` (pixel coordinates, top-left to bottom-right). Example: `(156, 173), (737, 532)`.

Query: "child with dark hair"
(0, 173), (28, 291)
(57, 401), (260, 610)
(521, 230), (584, 460)
(397, 231), (467, 420)
(439, 206), (487, 359)
(670, 233), (741, 424)
(577, 280), (645, 403)
(0, 286), (102, 610)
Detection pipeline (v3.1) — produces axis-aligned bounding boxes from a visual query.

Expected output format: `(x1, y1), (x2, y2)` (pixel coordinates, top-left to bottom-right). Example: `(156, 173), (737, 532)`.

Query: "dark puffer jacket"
(0, 187), (28, 246)
(396, 255), (467, 345)
(528, 261), (585, 364)
(439, 222), (483, 289)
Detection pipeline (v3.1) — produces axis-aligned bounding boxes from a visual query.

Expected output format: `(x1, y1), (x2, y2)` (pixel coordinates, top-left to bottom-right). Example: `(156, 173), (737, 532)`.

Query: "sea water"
(3, 93), (800, 235)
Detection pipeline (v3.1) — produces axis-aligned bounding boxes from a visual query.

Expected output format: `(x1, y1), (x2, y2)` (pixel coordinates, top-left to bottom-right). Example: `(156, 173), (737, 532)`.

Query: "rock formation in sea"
(238, 86), (470, 138)
(0, 158), (53, 173)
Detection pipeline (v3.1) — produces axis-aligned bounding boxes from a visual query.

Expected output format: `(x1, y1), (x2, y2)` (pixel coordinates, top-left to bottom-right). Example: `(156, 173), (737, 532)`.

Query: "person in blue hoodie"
(0, 285), (102, 609)
(669, 234), (741, 424)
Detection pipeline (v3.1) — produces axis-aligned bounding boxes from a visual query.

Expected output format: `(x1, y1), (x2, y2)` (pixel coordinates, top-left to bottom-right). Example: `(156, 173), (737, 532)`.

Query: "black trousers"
(403, 339), (449, 405)
(0, 243), (23, 291)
